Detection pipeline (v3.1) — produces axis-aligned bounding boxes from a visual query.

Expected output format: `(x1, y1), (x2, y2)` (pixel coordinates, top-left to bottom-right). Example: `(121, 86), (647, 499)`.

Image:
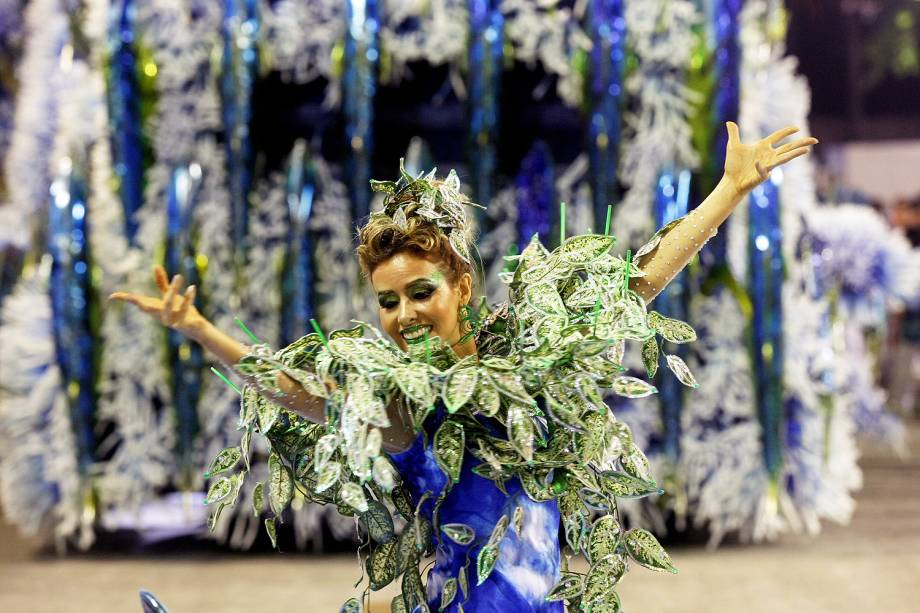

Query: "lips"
(400, 324), (433, 344)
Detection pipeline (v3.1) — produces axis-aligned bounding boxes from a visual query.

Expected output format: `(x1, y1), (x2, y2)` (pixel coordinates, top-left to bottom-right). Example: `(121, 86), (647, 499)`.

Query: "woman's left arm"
(629, 121), (817, 302)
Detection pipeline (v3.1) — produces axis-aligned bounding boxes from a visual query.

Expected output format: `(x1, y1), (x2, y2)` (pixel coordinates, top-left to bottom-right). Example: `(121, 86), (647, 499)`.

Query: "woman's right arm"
(110, 266), (415, 452)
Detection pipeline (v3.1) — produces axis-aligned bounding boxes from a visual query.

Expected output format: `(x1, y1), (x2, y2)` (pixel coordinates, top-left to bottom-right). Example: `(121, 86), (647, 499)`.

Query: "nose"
(398, 300), (417, 328)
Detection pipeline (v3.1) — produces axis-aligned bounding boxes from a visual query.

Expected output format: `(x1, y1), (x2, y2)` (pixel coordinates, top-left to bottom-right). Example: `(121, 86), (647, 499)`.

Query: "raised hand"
(109, 265), (205, 338)
(723, 121), (818, 195)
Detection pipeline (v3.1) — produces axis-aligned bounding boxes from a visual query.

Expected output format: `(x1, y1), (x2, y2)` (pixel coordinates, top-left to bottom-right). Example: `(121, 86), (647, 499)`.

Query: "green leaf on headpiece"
(401, 562), (426, 612)
(449, 229), (471, 264)
(441, 522), (476, 545)
(635, 232), (663, 258)
(207, 502), (226, 532)
(624, 528), (677, 573)
(610, 376), (657, 398)
(257, 398), (281, 434)
(372, 456), (397, 492)
(665, 353), (698, 387)
(268, 452), (294, 515)
(490, 370), (532, 404)
(207, 446), (241, 478)
(558, 234), (616, 263)
(392, 207), (408, 230)
(642, 338), (659, 378)
(620, 444), (653, 482)
(434, 420), (465, 483)
(519, 467), (554, 502)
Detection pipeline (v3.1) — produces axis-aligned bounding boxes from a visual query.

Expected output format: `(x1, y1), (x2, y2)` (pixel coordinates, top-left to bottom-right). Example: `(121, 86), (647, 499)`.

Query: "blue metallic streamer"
(165, 164), (204, 485)
(344, 0), (379, 224)
(280, 140), (316, 345)
(748, 173), (784, 481)
(467, 0), (503, 210)
(585, 0), (626, 231)
(653, 169), (692, 462)
(48, 158), (97, 477)
(698, 0), (742, 265)
(515, 141), (556, 248)
(220, 0), (259, 258)
(105, 0), (144, 243)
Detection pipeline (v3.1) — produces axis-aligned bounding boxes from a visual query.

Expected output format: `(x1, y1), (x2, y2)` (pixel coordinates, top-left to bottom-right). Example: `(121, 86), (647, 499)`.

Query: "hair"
(357, 198), (474, 288)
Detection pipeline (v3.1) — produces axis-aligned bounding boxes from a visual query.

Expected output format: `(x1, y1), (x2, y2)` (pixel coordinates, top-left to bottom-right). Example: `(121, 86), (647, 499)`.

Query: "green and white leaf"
(443, 366), (478, 413)
(340, 597), (362, 613)
(648, 311), (697, 343)
(206, 446), (241, 478)
(441, 578), (458, 610)
(434, 420), (465, 483)
(507, 403), (535, 462)
(545, 571), (584, 602)
(265, 517), (278, 549)
(599, 471), (660, 499)
(587, 515), (623, 563)
(624, 528), (677, 573)
(475, 381), (501, 416)
(367, 539), (398, 590)
(268, 452), (294, 515)
(476, 544), (499, 585)
(316, 460), (341, 493)
(641, 338), (659, 378)
(441, 523), (476, 545)
(205, 475), (234, 505)
(252, 481), (264, 517)
(665, 353), (698, 388)
(525, 282), (566, 315)
(372, 456), (397, 492)
(558, 234), (615, 263)
(340, 481), (369, 513)
(610, 376), (657, 399)
(362, 500), (395, 544)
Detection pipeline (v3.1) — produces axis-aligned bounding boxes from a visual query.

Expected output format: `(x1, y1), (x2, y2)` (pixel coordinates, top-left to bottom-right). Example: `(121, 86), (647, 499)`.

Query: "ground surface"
(1, 421), (917, 613)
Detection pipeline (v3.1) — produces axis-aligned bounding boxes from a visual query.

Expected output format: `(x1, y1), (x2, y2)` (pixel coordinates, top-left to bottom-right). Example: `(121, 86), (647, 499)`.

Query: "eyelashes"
(378, 287), (436, 309)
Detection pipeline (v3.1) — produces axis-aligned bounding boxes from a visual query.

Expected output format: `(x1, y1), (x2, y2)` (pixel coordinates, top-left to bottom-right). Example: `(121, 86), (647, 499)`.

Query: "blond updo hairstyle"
(356, 185), (478, 296)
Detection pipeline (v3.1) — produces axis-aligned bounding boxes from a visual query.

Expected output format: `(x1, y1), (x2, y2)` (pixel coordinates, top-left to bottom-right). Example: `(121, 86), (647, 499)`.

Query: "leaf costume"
(209, 165), (696, 612)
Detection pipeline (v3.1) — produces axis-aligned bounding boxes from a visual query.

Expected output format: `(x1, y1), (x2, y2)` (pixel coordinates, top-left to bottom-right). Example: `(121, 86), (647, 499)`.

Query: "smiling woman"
(109, 123), (816, 612)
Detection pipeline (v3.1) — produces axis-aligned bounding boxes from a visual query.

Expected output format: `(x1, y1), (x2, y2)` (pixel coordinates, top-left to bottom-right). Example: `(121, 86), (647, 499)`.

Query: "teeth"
(401, 325), (432, 341)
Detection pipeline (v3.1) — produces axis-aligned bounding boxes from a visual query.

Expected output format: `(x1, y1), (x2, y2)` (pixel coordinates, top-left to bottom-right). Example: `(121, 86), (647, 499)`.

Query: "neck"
(452, 336), (478, 358)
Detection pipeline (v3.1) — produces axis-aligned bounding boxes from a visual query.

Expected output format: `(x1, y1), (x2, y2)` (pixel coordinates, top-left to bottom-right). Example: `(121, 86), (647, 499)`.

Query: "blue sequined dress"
(388, 406), (563, 612)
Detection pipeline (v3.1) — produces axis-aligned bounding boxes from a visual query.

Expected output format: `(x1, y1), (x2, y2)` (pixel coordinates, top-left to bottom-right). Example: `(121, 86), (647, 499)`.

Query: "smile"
(400, 324), (433, 344)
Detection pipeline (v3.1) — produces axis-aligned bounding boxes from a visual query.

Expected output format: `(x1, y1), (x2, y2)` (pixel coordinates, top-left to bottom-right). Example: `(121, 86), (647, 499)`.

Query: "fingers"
(776, 136), (819, 156)
(177, 285), (196, 319)
(766, 126), (799, 145)
(773, 147), (811, 167)
(153, 265), (170, 293)
(726, 121), (741, 145)
(109, 292), (163, 315)
(161, 274), (183, 325)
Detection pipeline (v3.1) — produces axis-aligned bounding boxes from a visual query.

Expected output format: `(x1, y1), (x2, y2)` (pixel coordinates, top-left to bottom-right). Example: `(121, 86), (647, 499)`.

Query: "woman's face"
(370, 251), (474, 357)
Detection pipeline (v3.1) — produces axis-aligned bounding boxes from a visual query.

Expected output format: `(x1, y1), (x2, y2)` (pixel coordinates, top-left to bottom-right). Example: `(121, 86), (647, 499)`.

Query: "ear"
(457, 272), (473, 305)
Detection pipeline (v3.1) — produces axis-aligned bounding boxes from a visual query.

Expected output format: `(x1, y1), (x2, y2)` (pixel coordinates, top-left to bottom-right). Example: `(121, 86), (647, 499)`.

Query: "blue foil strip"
(106, 0), (144, 243)
(699, 0), (742, 265)
(585, 0), (626, 231)
(344, 0), (379, 224)
(748, 174), (784, 481)
(220, 0), (259, 257)
(280, 141), (317, 345)
(48, 159), (96, 476)
(165, 164), (204, 483)
(467, 0), (503, 210)
(653, 169), (691, 462)
(515, 141), (555, 248)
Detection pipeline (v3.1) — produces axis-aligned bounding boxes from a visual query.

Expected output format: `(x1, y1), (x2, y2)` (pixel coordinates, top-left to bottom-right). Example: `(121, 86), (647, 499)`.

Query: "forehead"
(370, 252), (446, 291)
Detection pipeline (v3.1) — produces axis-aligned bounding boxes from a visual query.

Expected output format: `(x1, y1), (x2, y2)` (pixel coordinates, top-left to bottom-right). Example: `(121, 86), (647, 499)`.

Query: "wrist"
(718, 173), (748, 202)
(184, 316), (212, 343)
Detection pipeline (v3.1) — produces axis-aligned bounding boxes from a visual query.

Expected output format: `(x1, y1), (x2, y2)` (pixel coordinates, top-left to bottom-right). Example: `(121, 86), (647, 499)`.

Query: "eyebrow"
(376, 277), (439, 298)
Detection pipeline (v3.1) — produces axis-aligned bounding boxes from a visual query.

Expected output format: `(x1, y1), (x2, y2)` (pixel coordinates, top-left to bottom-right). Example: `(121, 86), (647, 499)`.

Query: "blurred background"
(1, 0), (919, 611)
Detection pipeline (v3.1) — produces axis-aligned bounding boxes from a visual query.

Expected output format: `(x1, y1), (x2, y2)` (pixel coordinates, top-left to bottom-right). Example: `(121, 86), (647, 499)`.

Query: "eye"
(412, 288), (434, 301)
(379, 297), (398, 309)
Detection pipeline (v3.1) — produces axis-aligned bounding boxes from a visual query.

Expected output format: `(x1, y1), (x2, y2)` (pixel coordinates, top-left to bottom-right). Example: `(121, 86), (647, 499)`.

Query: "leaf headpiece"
(369, 159), (484, 265)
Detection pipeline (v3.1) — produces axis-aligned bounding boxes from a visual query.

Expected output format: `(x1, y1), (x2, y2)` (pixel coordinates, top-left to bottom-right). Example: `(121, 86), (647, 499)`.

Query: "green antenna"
(310, 318), (330, 350)
(210, 367), (241, 395)
(235, 317), (261, 344)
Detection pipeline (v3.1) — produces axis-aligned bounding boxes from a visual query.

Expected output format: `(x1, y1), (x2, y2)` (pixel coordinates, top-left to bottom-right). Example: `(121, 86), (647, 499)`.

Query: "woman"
(112, 122), (815, 612)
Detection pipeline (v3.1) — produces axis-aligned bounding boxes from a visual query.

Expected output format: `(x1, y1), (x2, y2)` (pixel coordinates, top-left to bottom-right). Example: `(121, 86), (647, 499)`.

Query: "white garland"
(616, 0), (700, 248)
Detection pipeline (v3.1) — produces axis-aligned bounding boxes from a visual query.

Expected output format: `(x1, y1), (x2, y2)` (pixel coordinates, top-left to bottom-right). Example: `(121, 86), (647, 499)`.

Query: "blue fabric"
(388, 407), (563, 612)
